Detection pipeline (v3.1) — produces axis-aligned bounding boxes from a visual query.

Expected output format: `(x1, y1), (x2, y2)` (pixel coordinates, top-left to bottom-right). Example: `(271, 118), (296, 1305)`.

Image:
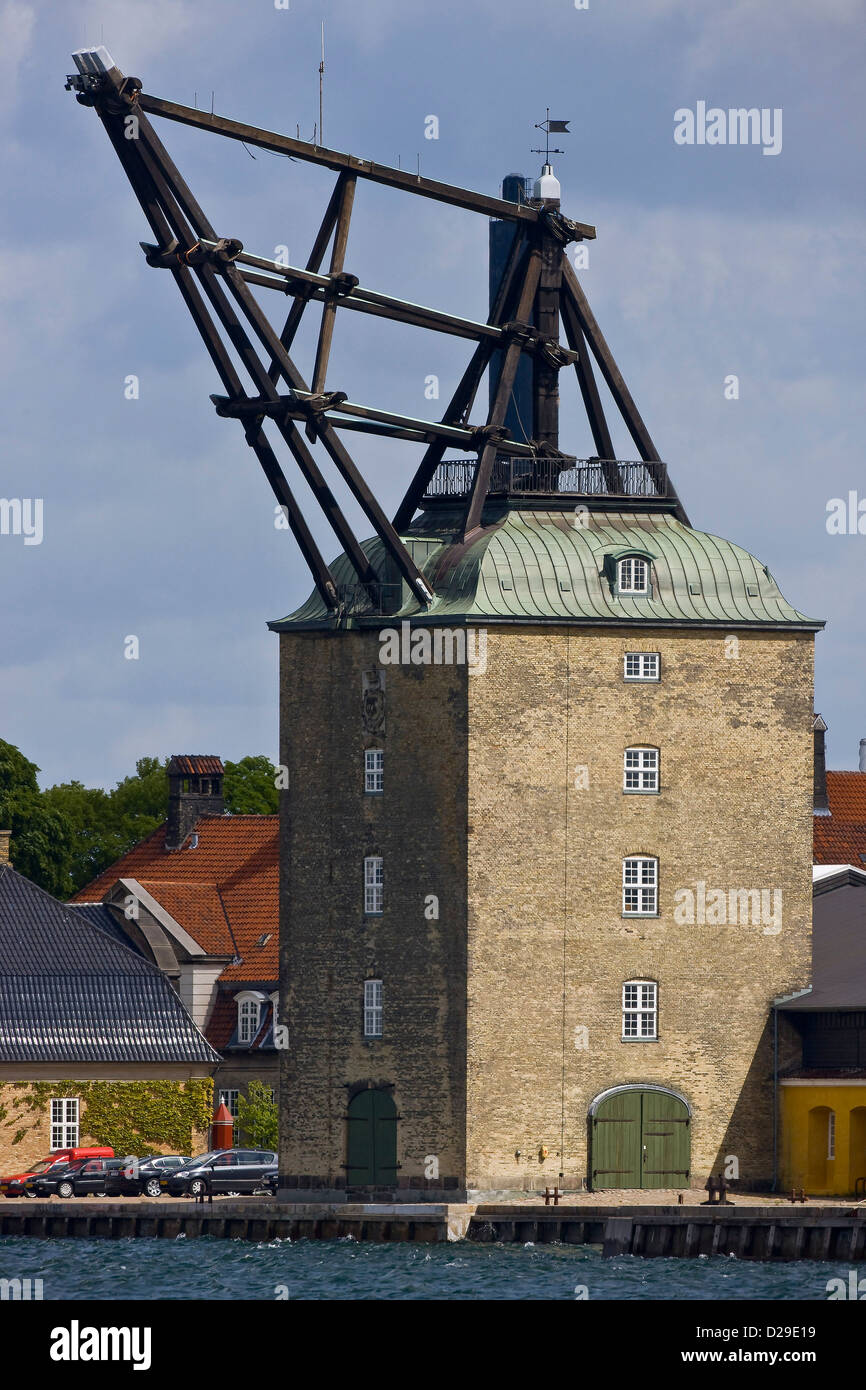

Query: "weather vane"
(532, 108), (570, 163)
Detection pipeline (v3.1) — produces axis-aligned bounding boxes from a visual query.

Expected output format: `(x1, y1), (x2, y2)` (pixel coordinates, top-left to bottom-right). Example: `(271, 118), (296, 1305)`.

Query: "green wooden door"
(591, 1089), (643, 1187)
(346, 1088), (398, 1185)
(592, 1090), (689, 1189)
(640, 1090), (690, 1188)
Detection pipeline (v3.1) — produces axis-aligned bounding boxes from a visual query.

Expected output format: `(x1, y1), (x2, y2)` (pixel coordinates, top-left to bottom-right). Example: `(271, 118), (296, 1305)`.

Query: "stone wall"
(278, 622), (814, 1193)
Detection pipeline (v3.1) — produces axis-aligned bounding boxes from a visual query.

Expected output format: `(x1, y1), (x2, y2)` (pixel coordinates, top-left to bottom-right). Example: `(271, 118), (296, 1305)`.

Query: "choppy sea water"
(0, 1236), (845, 1300)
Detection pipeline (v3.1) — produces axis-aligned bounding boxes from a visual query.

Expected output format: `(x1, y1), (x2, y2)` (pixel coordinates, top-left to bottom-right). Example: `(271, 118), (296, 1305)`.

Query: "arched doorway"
(807, 1106), (832, 1190)
(589, 1086), (690, 1190)
(346, 1088), (398, 1186)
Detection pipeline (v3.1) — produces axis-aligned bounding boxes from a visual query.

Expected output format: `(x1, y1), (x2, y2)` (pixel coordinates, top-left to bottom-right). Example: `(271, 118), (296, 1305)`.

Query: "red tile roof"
(72, 817), (278, 983)
(814, 772), (866, 868)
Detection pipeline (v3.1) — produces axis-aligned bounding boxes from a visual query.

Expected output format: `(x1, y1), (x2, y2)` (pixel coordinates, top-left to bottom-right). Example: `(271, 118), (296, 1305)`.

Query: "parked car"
(105, 1155), (190, 1198)
(1, 1147), (114, 1198)
(28, 1156), (126, 1199)
(165, 1149), (278, 1197)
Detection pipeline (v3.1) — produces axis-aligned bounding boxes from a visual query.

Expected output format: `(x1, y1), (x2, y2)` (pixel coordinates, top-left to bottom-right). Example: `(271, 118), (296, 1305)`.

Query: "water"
(0, 1236), (844, 1300)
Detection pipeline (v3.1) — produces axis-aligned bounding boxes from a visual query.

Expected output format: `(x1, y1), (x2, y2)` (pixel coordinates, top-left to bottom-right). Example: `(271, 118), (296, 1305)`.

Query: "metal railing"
(424, 456), (669, 500)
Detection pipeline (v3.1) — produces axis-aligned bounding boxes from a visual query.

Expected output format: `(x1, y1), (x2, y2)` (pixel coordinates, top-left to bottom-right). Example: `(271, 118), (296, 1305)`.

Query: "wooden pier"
(469, 1204), (866, 1260)
(1, 1200), (864, 1257)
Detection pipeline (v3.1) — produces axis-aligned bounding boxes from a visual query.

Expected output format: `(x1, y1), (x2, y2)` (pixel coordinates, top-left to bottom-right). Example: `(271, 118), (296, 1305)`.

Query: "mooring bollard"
(703, 1172), (734, 1206)
(787, 1188), (807, 1204)
(543, 1186), (561, 1207)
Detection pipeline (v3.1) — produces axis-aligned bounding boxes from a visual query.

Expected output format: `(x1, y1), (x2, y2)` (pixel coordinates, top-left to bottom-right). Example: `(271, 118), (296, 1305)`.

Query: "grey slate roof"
(68, 902), (144, 954)
(0, 866), (219, 1065)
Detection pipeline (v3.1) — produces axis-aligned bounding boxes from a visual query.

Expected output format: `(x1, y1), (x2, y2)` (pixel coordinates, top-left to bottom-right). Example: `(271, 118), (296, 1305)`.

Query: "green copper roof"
(270, 507), (822, 631)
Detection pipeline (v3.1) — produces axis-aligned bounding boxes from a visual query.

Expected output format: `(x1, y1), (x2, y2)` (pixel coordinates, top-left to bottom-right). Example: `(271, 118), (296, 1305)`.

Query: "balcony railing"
(424, 456), (669, 500)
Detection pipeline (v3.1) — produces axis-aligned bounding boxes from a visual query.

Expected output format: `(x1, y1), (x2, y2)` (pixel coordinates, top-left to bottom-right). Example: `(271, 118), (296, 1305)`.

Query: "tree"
(3, 742), (280, 899)
(0, 740), (75, 897)
(224, 756), (279, 814)
(236, 1081), (278, 1150)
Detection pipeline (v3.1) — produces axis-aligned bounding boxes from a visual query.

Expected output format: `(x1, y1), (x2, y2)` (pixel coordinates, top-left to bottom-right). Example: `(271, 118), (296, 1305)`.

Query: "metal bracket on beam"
(325, 271), (359, 297)
(538, 207), (590, 246)
(500, 320), (577, 369)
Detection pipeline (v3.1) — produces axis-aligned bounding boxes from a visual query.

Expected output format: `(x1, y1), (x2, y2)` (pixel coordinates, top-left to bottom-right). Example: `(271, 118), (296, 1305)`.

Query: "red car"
(1, 1147), (114, 1197)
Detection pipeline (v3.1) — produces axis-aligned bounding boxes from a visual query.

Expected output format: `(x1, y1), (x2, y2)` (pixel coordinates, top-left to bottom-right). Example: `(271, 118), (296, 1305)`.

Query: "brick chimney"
(0, 830), (10, 866)
(165, 756), (225, 851)
(813, 714), (830, 816)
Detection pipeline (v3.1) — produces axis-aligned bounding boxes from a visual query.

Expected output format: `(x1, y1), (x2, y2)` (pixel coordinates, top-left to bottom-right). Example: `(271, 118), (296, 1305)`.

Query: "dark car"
(165, 1149), (277, 1197)
(29, 1157), (127, 1199)
(105, 1155), (190, 1198)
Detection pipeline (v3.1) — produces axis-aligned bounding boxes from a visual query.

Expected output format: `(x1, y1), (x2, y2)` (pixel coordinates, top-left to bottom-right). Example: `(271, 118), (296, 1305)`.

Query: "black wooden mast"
(67, 47), (687, 613)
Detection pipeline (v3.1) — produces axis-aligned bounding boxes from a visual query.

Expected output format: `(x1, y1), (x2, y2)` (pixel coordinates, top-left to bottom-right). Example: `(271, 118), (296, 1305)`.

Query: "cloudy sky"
(1, 0), (864, 788)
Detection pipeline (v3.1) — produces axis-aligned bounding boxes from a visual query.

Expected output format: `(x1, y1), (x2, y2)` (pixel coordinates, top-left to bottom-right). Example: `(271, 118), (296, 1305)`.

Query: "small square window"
(624, 652), (660, 682)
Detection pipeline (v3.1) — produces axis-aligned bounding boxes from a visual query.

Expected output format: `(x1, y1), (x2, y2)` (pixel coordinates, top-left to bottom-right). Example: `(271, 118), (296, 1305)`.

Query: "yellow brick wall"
(466, 626), (814, 1189)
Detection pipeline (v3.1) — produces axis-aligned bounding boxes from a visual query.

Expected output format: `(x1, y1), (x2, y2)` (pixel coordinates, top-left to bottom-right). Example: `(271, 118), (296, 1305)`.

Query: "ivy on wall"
(7, 1080), (214, 1157)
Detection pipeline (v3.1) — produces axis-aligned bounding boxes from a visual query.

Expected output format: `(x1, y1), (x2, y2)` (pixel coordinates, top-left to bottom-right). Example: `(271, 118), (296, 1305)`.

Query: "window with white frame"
(364, 856), (384, 914)
(624, 651), (660, 682)
(365, 748), (384, 794)
(623, 856), (658, 915)
(50, 1098), (79, 1150)
(364, 979), (383, 1037)
(622, 981), (658, 1039)
(617, 556), (649, 594)
(828, 1110), (836, 1160)
(238, 996), (261, 1044)
(624, 747), (659, 793)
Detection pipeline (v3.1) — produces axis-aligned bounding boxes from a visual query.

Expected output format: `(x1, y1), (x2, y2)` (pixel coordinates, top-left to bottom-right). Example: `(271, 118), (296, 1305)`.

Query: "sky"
(0, 0), (864, 789)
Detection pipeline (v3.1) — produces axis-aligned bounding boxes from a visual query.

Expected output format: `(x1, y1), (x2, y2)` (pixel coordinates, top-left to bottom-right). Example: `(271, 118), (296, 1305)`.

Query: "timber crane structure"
(67, 47), (688, 615)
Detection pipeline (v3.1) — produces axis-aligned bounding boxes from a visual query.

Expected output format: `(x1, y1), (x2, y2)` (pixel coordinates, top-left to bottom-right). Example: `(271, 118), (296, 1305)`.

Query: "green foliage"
(9, 1080), (214, 1157)
(0, 741), (280, 898)
(236, 1080), (278, 1150)
(0, 739), (75, 896)
(224, 756), (279, 815)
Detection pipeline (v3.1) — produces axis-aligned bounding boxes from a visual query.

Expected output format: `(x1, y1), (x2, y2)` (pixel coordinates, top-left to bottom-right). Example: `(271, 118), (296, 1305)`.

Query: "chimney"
(165, 755), (225, 851)
(0, 830), (10, 866)
(860, 739), (866, 774)
(813, 715), (830, 816)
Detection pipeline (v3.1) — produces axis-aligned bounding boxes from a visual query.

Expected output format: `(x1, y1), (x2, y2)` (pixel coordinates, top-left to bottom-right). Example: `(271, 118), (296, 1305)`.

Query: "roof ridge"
(71, 820), (167, 900)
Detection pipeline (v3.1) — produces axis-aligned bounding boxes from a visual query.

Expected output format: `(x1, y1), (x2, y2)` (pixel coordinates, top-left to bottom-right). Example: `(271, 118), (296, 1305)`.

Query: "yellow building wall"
(780, 1081), (866, 1195)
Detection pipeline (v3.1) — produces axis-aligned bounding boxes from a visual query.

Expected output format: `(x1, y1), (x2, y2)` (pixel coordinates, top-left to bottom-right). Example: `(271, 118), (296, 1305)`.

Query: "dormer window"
(618, 556), (649, 594)
(236, 991), (266, 1044)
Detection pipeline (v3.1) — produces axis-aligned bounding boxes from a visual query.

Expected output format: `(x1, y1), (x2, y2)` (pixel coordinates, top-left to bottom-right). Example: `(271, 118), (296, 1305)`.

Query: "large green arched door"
(591, 1089), (690, 1190)
(346, 1088), (398, 1185)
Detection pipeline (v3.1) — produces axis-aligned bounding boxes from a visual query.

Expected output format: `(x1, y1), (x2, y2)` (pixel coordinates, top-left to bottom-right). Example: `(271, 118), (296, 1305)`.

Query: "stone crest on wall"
(362, 668), (385, 734)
